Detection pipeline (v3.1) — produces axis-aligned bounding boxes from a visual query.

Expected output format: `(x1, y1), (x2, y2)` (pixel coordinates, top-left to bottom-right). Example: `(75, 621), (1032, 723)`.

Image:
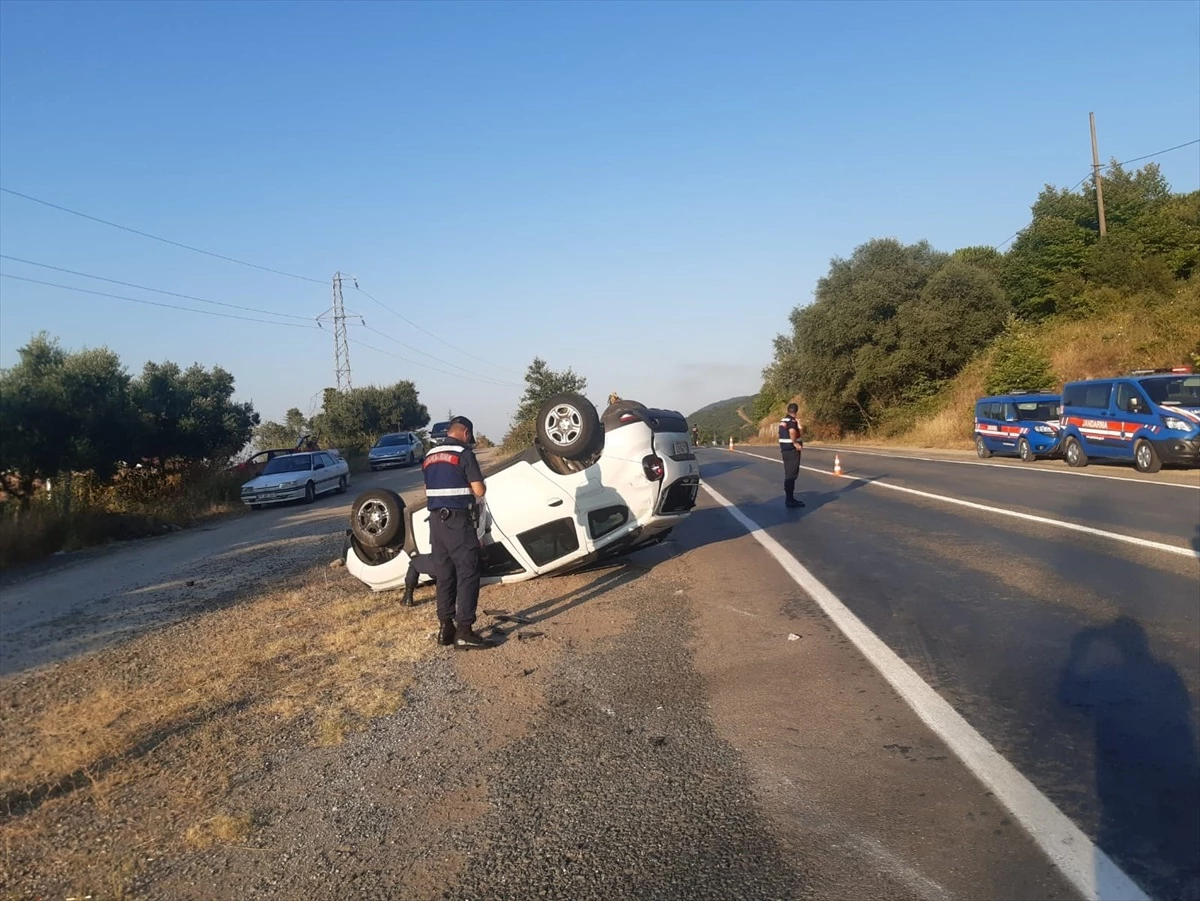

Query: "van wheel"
(1018, 438), (1034, 463)
(974, 435), (991, 459)
(1065, 437), (1088, 468)
(1134, 439), (1162, 474)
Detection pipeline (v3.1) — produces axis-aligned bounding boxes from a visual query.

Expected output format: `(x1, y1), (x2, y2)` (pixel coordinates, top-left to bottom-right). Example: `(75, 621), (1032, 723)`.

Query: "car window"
(1114, 383), (1144, 414)
(262, 454), (311, 475)
(1015, 401), (1060, 421)
(517, 518), (581, 566)
(588, 505), (630, 539)
(1139, 375), (1200, 406)
(1064, 382), (1112, 410)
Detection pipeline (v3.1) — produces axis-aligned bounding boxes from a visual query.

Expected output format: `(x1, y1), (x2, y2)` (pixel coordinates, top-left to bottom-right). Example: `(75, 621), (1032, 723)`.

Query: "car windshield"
(431, 421), (450, 434)
(375, 434), (409, 447)
(1015, 401), (1060, 422)
(1139, 375), (1200, 406)
(261, 454), (312, 475)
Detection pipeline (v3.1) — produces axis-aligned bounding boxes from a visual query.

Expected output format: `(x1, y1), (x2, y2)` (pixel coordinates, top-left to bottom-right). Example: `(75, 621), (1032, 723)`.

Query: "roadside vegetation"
(0, 561), (428, 896)
(0, 335), (433, 568)
(749, 162), (1200, 448)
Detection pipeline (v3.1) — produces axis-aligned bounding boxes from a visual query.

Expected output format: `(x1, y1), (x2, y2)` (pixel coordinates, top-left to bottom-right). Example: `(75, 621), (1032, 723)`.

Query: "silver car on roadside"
(240, 450), (350, 509)
(368, 431), (426, 470)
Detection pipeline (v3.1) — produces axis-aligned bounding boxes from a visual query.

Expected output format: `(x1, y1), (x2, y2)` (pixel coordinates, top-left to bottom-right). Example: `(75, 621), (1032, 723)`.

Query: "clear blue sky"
(1, 0), (1197, 441)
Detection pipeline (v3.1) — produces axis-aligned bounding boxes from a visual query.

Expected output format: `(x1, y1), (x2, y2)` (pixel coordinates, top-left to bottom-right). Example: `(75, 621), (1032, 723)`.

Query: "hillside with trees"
(754, 162), (1200, 446)
(686, 396), (757, 444)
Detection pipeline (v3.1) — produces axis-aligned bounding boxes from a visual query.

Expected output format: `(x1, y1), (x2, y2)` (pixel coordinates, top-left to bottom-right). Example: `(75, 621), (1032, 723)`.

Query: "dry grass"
(0, 564), (430, 893)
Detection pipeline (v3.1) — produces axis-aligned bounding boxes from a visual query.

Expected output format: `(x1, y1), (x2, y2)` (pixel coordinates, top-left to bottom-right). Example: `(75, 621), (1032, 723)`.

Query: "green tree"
(254, 407), (313, 450)
(130, 361), (259, 463)
(984, 315), (1056, 395)
(312, 382), (430, 455)
(503, 357), (588, 450)
(0, 333), (140, 506)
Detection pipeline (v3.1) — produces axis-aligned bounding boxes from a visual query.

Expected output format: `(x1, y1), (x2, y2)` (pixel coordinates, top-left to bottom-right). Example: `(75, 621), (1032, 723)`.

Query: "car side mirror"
(314, 462), (324, 470)
(1128, 397), (1141, 412)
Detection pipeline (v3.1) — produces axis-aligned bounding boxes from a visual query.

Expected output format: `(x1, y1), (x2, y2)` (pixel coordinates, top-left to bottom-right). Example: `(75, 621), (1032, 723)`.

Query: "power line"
(0, 273), (323, 329)
(0, 186), (326, 285)
(352, 284), (525, 377)
(348, 336), (523, 387)
(0, 255), (317, 322)
(1105, 138), (1199, 170)
(992, 136), (1200, 250)
(360, 323), (520, 385)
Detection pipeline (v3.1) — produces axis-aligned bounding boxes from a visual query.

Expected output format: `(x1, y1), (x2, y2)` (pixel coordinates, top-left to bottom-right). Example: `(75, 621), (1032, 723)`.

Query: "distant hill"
(686, 395), (758, 443)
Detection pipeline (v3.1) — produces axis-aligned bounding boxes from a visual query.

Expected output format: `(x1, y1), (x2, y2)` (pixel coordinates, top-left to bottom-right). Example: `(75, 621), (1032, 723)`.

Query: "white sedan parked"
(341, 393), (699, 589)
(241, 450), (350, 509)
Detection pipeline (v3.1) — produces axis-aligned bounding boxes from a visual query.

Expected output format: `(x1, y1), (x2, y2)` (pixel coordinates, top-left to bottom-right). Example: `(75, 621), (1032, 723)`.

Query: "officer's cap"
(449, 415), (474, 433)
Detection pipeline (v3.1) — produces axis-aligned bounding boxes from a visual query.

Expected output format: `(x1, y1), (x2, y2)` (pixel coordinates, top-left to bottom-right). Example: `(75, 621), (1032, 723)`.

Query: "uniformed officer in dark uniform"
(778, 403), (806, 508)
(421, 415), (491, 649)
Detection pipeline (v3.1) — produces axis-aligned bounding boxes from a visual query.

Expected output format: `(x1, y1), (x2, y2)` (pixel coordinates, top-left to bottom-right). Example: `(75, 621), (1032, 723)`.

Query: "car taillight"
(642, 454), (664, 481)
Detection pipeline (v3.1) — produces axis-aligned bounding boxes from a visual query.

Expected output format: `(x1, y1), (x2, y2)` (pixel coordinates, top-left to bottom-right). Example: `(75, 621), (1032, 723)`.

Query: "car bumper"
(242, 486), (306, 505)
(1029, 435), (1062, 455)
(1151, 436), (1200, 466)
(369, 455), (410, 468)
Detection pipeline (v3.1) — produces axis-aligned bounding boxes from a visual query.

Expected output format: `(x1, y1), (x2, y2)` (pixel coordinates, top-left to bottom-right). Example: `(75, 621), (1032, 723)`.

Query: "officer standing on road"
(779, 403), (806, 508)
(422, 415), (491, 649)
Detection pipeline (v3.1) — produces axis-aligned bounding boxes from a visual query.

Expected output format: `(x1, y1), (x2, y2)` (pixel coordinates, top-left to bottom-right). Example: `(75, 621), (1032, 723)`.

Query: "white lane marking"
(801, 445), (1200, 491)
(700, 481), (1151, 901)
(724, 448), (1199, 559)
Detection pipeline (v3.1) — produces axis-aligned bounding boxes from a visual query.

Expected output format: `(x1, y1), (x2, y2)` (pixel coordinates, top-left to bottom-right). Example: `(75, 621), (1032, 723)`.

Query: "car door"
(1075, 381), (1116, 457)
(1112, 381), (1149, 458)
(482, 460), (592, 575)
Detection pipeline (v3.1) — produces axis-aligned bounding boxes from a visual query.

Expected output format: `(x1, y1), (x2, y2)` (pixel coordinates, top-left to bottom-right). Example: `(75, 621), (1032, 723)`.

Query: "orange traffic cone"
(833, 454), (843, 476)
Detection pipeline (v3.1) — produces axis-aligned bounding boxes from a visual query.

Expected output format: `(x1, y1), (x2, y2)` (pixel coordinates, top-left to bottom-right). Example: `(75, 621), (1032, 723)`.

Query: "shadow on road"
(1058, 616), (1200, 900)
(697, 459), (751, 479)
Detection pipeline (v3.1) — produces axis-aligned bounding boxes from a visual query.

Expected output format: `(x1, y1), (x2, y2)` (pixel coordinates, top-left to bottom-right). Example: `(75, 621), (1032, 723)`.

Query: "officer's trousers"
(781, 449), (801, 498)
(429, 509), (481, 626)
(405, 552), (435, 592)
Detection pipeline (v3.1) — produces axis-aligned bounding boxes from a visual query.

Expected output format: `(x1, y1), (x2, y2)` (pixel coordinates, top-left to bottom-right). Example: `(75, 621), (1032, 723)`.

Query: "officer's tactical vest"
(778, 416), (799, 449)
(422, 444), (473, 509)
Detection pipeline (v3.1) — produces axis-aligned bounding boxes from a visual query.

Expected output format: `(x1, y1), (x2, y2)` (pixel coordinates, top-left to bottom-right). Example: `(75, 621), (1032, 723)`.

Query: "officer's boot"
(454, 622), (493, 650)
(402, 585), (415, 607)
(437, 619), (456, 647)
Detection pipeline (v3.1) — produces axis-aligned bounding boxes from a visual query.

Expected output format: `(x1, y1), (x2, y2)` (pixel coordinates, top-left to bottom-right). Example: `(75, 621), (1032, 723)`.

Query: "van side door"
(1112, 381), (1150, 458)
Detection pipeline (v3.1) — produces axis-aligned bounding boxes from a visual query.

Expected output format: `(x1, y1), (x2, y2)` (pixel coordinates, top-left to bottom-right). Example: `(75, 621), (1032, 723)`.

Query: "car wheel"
(975, 435), (991, 459)
(337, 475), (347, 494)
(1018, 438), (1034, 463)
(1133, 439), (1162, 474)
(350, 488), (407, 548)
(304, 481), (316, 504)
(407, 451), (414, 465)
(1065, 437), (1088, 468)
(537, 392), (602, 460)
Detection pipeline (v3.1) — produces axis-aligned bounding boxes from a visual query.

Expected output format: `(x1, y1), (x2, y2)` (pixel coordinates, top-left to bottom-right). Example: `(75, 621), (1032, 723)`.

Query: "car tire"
(407, 451), (414, 466)
(1133, 439), (1162, 474)
(537, 392), (602, 460)
(350, 488), (406, 549)
(975, 435), (992, 459)
(1018, 438), (1034, 463)
(337, 475), (348, 494)
(1064, 437), (1088, 468)
(304, 481), (316, 504)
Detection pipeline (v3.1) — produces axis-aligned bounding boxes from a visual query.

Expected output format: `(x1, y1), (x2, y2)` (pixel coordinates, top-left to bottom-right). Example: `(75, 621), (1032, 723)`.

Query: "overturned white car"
(341, 393), (700, 589)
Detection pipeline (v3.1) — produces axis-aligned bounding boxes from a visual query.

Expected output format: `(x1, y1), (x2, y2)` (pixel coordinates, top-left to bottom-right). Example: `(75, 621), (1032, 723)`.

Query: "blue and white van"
(973, 393), (1063, 462)
(1059, 368), (1200, 473)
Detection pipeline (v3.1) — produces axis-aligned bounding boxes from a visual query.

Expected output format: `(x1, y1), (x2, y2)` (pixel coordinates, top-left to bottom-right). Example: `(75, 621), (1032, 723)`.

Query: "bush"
(984, 316), (1056, 396)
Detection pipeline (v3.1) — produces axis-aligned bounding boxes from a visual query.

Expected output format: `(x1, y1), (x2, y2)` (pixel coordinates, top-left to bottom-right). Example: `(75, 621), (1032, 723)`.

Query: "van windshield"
(1015, 401), (1060, 422)
(1139, 375), (1200, 407)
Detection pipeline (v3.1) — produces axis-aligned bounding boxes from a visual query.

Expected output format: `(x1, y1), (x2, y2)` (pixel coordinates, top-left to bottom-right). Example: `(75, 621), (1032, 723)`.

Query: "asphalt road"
(697, 444), (1200, 901)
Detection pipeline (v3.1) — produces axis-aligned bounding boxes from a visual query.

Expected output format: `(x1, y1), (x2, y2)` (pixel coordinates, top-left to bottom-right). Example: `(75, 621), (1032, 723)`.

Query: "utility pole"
(317, 271), (357, 391)
(1090, 111), (1107, 238)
